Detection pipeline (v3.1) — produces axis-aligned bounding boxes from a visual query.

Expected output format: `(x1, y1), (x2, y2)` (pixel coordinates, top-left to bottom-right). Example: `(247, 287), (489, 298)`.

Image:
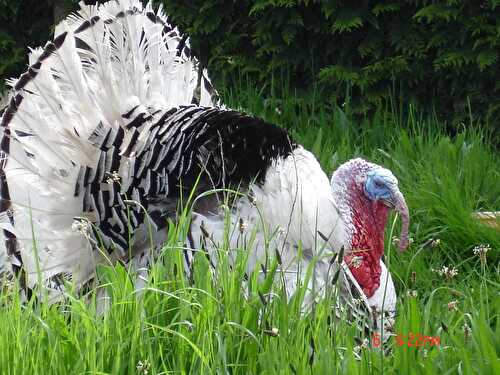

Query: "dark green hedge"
(0, 1), (54, 91)
(0, 1), (103, 92)
(159, 0), (500, 125)
(1, 1), (498, 126)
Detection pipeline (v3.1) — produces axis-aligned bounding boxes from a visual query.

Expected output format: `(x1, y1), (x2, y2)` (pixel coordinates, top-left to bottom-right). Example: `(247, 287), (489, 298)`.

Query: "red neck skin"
(344, 184), (390, 298)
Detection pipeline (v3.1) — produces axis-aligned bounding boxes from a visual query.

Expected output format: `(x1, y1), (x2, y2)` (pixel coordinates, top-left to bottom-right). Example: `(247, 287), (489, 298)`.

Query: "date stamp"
(372, 332), (441, 348)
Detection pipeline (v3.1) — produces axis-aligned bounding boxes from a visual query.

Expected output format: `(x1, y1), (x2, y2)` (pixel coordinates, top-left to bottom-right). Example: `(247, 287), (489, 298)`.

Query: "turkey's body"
(0, 0), (347, 302)
(0, 0), (407, 339)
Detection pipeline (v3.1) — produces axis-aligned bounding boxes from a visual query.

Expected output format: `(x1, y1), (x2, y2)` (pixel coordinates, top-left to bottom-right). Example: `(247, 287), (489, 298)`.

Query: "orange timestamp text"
(371, 332), (441, 348)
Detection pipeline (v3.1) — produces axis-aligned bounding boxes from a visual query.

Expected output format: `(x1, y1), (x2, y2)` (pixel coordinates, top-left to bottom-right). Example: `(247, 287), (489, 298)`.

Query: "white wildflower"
(391, 236), (400, 247)
(473, 244), (490, 265)
(353, 338), (369, 354)
(393, 236), (414, 247)
(432, 266), (458, 280)
(447, 300), (458, 311)
(431, 238), (441, 248)
(406, 289), (418, 298)
(106, 171), (121, 184)
(276, 226), (285, 236)
(350, 255), (363, 269)
(352, 298), (364, 306)
(264, 327), (279, 337)
(71, 219), (90, 235)
(136, 360), (150, 374)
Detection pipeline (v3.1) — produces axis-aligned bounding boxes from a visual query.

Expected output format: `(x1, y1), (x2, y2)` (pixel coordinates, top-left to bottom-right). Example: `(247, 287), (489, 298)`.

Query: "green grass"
(0, 83), (498, 374)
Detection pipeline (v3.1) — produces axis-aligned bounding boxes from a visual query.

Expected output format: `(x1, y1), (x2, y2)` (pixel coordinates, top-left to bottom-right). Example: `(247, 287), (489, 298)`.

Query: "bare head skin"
(331, 159), (409, 297)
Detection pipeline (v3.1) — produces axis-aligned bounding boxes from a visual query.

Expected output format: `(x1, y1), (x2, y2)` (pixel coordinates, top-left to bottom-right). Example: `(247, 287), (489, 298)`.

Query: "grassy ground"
(0, 83), (498, 374)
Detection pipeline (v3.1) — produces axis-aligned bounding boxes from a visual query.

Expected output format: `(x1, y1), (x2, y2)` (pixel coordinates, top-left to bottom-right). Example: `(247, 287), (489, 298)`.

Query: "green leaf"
(476, 50), (497, 70)
(414, 4), (459, 23)
(372, 3), (400, 17)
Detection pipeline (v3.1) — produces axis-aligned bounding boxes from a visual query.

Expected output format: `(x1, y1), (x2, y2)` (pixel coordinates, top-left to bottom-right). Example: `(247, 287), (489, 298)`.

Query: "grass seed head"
(239, 218), (247, 233)
(462, 323), (472, 341)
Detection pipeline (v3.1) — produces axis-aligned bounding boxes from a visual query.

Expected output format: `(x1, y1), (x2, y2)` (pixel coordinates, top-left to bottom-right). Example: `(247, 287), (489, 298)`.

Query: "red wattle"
(345, 188), (389, 298)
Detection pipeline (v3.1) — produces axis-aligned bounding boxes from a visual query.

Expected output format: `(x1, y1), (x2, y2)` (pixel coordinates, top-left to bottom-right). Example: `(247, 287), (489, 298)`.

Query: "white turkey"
(0, 0), (409, 339)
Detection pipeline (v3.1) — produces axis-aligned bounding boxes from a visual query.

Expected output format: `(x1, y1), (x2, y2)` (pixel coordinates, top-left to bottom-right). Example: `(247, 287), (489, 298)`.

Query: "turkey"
(0, 0), (409, 339)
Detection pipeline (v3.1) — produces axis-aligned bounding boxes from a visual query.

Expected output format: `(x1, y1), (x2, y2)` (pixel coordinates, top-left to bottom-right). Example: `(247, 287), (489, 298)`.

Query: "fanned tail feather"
(0, 0), (218, 298)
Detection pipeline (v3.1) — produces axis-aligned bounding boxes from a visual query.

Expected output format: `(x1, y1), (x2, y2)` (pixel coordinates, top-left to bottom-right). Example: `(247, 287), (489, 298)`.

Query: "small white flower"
(264, 327), (279, 337)
(393, 236), (414, 247)
(406, 289), (418, 298)
(432, 266), (458, 280)
(353, 338), (369, 355)
(106, 171), (121, 184)
(473, 244), (490, 265)
(431, 238), (441, 248)
(473, 243), (490, 255)
(136, 360), (150, 374)
(71, 219), (90, 235)
(447, 300), (458, 311)
(352, 298), (364, 306)
(350, 256), (363, 269)
(391, 236), (400, 247)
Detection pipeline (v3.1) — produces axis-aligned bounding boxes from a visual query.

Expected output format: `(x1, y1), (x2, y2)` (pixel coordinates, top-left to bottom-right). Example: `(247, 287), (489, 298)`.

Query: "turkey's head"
(331, 158), (409, 297)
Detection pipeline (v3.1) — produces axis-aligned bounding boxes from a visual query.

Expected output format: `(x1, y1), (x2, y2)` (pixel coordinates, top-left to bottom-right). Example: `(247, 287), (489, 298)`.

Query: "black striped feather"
(74, 105), (297, 256)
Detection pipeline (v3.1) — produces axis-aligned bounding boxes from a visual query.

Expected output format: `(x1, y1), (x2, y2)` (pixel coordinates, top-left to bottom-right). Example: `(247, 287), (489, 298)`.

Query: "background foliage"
(0, 0), (53, 90)
(0, 0), (102, 92)
(159, 0), (500, 127)
(0, 0), (499, 129)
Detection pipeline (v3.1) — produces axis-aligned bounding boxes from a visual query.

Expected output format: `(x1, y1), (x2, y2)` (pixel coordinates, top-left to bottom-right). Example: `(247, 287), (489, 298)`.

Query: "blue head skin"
(364, 168), (399, 207)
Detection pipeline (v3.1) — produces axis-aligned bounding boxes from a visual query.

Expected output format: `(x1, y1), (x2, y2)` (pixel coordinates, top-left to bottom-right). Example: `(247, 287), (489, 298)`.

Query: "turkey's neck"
(344, 182), (390, 297)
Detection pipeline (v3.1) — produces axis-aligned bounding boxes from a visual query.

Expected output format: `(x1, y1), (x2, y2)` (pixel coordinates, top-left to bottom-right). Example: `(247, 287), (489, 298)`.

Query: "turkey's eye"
(374, 180), (384, 188)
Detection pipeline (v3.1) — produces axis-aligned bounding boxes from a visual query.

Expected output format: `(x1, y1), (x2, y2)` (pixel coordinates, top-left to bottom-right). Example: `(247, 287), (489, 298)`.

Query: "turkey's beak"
(387, 187), (410, 251)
